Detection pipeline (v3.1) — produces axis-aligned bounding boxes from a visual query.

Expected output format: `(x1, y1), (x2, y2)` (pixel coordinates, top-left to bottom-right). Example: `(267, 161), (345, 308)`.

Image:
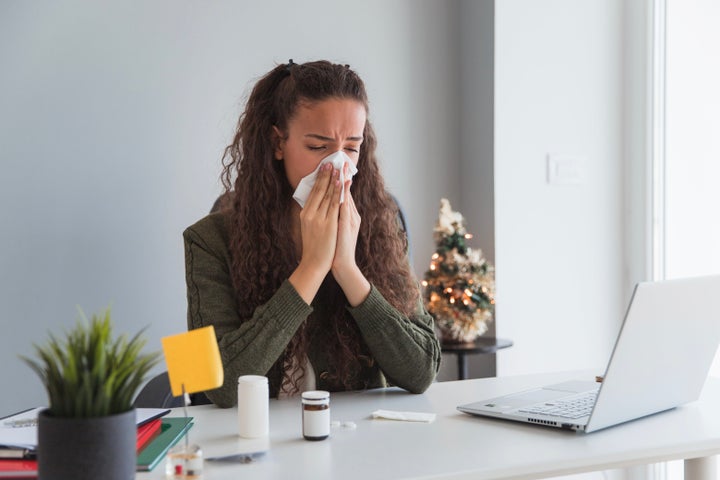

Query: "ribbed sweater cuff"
(267, 280), (314, 331)
(347, 284), (388, 334)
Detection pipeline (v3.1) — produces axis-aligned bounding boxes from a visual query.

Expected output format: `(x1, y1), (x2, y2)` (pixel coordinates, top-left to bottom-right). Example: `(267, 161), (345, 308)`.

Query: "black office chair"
(210, 191), (232, 213)
(133, 372), (183, 408)
(133, 371), (213, 409)
(391, 194), (412, 261)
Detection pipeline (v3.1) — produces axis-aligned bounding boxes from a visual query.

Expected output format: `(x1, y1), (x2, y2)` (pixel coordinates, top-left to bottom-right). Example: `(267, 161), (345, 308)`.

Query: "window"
(663, 0), (720, 282)
(659, 0), (720, 382)
(654, 1), (720, 478)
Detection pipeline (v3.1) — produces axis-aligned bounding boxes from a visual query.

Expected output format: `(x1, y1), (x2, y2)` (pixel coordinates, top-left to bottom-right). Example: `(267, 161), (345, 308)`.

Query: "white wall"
(0, 0), (459, 415)
(493, 0), (626, 376)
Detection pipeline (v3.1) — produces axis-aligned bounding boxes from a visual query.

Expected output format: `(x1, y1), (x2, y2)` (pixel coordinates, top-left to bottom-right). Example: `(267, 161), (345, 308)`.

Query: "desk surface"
(137, 371), (720, 480)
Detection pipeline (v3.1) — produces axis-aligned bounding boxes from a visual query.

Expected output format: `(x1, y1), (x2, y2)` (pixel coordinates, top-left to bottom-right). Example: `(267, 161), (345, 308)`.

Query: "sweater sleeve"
(183, 217), (313, 408)
(348, 285), (441, 393)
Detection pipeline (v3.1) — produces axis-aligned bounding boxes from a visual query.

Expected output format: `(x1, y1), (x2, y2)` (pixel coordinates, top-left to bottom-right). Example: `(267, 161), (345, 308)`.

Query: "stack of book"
(136, 416), (194, 472)
(0, 408), (193, 478)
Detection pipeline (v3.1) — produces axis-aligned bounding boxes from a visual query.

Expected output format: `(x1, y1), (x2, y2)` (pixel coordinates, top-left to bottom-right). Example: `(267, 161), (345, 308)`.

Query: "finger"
(325, 170), (342, 219)
(318, 168), (340, 217)
(305, 163), (332, 211)
(338, 179), (350, 212)
(344, 178), (352, 200)
(345, 180), (357, 208)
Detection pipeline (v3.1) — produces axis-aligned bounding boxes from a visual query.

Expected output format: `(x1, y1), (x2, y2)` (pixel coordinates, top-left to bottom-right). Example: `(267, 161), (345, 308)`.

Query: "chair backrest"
(133, 372), (184, 409)
(390, 194), (412, 261)
(210, 192), (232, 214)
(133, 371), (212, 409)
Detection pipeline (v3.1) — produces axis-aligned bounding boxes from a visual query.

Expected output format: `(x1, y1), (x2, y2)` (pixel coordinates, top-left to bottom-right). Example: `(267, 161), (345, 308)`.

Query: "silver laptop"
(458, 275), (720, 433)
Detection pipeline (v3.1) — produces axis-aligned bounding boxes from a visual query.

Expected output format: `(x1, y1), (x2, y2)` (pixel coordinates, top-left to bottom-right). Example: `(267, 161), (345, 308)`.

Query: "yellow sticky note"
(161, 326), (224, 397)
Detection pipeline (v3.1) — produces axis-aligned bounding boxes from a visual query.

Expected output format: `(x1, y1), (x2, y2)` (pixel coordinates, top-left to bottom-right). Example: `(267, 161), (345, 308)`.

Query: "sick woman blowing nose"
(183, 60), (441, 407)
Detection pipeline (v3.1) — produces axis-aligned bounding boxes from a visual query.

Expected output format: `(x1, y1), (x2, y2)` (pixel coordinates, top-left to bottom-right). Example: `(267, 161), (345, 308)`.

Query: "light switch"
(546, 154), (586, 185)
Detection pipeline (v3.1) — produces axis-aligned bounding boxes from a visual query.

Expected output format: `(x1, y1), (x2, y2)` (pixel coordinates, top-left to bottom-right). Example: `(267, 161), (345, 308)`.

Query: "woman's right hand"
(290, 164), (342, 303)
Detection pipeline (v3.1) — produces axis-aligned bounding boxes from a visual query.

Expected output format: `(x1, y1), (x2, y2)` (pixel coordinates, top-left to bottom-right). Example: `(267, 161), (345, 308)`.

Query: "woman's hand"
(290, 164), (341, 304)
(333, 165), (361, 273)
(299, 163), (342, 272)
(332, 163), (370, 306)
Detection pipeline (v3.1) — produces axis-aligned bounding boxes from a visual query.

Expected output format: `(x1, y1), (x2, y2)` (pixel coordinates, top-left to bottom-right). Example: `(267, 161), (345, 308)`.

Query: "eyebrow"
(304, 133), (363, 142)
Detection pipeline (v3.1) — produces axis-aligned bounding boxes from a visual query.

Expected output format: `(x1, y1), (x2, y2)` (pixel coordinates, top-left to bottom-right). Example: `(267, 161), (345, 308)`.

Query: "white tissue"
(371, 409), (436, 423)
(292, 151), (358, 208)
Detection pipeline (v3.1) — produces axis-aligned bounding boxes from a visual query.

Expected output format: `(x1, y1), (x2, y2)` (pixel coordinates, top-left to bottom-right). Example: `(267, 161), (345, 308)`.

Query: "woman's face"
(275, 97), (366, 189)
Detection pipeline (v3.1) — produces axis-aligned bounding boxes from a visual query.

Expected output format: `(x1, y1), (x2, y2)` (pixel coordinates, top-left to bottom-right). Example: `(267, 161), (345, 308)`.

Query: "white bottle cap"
(238, 375), (268, 385)
(302, 390), (330, 405)
(301, 390), (329, 402)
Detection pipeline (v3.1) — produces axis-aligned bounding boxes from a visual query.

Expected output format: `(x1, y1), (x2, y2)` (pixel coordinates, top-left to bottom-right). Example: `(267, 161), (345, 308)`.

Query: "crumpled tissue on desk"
(371, 409), (436, 423)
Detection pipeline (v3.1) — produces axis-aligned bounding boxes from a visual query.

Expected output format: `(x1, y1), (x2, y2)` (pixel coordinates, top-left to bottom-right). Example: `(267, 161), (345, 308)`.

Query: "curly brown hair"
(220, 60), (418, 395)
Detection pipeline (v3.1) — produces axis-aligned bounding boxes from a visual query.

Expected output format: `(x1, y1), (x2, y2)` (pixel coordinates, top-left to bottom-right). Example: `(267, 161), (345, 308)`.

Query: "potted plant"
(21, 307), (160, 480)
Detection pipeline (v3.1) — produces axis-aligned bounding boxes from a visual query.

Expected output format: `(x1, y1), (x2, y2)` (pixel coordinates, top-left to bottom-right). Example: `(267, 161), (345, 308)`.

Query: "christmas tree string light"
(423, 199), (496, 343)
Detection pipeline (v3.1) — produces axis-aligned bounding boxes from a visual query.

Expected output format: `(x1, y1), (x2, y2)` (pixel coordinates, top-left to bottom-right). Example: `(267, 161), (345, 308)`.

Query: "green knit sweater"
(183, 211), (441, 408)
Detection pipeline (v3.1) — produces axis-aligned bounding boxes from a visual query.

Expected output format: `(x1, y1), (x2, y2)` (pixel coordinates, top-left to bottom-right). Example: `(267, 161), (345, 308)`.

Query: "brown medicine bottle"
(301, 390), (330, 441)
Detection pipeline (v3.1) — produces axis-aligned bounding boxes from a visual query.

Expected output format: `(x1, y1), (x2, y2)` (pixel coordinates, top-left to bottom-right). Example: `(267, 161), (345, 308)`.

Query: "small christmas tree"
(423, 199), (495, 343)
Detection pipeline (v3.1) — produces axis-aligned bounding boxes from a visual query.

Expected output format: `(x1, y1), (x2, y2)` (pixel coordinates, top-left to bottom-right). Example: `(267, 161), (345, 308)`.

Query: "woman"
(184, 60), (440, 407)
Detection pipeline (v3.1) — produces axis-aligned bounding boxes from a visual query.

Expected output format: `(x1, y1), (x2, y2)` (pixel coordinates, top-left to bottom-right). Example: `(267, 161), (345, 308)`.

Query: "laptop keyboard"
(518, 391), (597, 419)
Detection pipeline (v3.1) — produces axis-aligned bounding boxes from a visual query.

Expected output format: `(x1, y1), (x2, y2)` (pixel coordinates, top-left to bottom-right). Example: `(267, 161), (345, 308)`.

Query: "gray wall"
(456, 0), (496, 379)
(0, 0), (632, 415)
(0, 0), (461, 415)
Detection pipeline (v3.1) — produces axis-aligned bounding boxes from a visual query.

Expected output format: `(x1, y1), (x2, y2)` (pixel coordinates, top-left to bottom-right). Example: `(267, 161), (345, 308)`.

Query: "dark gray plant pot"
(38, 408), (136, 480)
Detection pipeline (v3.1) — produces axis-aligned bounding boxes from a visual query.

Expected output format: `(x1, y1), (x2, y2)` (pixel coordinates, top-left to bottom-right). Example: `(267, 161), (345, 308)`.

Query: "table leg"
(457, 353), (468, 380)
(685, 456), (717, 480)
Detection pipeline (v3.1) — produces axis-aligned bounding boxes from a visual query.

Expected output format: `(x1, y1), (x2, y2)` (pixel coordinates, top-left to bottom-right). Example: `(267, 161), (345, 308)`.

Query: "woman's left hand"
(332, 163), (371, 306)
(333, 165), (361, 273)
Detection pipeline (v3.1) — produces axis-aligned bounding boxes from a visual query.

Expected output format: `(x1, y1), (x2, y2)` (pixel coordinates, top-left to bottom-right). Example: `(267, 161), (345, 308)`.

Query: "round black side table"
(440, 337), (513, 380)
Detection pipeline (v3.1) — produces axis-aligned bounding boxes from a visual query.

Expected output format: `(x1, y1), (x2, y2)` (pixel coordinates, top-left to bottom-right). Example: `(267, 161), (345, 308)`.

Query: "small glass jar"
(165, 443), (203, 479)
(301, 390), (330, 441)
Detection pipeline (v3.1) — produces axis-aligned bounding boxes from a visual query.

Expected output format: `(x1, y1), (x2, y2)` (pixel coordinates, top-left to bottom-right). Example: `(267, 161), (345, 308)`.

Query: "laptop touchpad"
(474, 389), (568, 410)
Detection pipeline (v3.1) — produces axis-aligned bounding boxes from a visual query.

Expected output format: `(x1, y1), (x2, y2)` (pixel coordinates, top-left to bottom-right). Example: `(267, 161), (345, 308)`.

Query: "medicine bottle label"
(302, 407), (330, 440)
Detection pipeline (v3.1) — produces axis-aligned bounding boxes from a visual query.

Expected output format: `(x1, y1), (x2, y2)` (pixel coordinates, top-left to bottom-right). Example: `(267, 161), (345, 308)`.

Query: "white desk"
(137, 371), (720, 480)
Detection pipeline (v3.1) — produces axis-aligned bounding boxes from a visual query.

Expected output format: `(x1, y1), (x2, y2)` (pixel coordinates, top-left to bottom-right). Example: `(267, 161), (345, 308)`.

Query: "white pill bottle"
(237, 375), (269, 438)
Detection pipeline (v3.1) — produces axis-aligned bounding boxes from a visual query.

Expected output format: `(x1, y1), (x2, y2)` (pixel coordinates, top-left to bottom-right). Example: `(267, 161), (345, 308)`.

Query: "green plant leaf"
(19, 306), (161, 418)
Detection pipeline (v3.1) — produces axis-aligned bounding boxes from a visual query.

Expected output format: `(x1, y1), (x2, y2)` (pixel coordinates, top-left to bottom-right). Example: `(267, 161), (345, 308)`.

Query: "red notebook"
(0, 421), (162, 478)
(136, 419), (162, 453)
(0, 459), (37, 478)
